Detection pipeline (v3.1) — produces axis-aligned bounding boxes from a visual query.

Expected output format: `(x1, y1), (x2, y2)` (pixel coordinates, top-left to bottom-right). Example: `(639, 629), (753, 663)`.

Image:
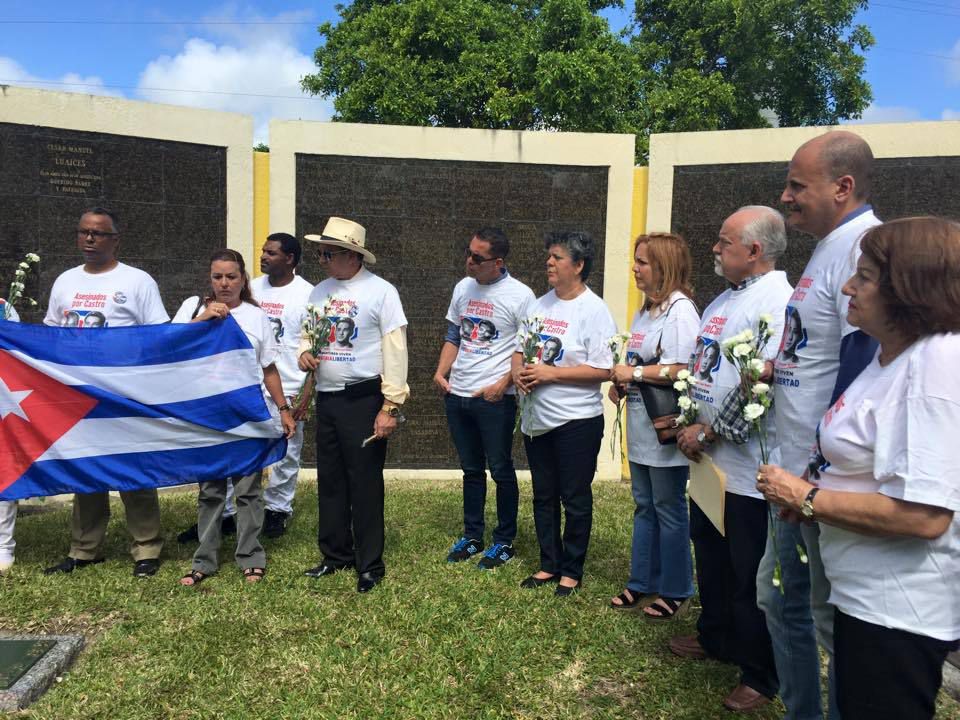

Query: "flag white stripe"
(36, 416), (282, 462)
(8, 349), (263, 404)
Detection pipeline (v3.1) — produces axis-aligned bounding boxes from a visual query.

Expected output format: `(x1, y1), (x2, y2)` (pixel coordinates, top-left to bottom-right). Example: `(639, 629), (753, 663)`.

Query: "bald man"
(759, 131), (880, 720)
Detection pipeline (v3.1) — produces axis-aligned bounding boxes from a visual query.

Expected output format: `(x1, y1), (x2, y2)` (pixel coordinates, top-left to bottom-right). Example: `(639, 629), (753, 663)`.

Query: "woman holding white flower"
(512, 231), (617, 596)
(607, 233), (699, 617)
(756, 217), (960, 719)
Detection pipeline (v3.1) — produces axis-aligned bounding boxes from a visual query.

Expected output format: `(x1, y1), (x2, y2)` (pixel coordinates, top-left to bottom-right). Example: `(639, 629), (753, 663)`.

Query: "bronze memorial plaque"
(0, 639), (56, 690)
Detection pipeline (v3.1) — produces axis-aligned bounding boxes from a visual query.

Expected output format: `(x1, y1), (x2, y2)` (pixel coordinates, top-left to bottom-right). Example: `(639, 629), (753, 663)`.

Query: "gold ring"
(756, 472), (763, 483)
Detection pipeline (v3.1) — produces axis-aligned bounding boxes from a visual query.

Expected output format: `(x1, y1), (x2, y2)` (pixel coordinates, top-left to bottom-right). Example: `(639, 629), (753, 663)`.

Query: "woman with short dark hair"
(512, 231), (617, 596)
(757, 216), (960, 720)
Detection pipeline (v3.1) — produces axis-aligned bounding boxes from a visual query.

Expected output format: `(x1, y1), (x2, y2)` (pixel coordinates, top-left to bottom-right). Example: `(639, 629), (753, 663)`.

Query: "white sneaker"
(0, 555), (14, 574)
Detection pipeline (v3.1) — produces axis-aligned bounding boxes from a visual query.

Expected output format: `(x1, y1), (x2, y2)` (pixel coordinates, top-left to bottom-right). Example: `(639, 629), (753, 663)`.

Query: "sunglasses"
(464, 248), (499, 264)
(318, 248), (353, 261)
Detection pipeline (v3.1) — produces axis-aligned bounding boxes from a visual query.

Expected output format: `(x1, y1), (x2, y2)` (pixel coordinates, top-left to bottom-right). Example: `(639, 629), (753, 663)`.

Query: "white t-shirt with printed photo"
(691, 271), (792, 496)
(814, 333), (960, 642)
(446, 273), (535, 397)
(625, 291), (700, 467)
(250, 274), (314, 397)
(44, 263), (170, 328)
(172, 297), (281, 383)
(305, 267), (407, 393)
(519, 287), (617, 437)
(771, 210), (881, 475)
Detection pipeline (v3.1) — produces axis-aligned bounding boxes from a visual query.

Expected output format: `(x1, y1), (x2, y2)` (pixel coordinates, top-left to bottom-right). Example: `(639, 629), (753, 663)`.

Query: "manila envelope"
(689, 454), (727, 536)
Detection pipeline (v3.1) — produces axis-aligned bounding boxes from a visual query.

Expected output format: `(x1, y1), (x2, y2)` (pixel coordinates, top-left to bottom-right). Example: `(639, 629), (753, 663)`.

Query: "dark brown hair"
(859, 216), (960, 338)
(207, 248), (258, 307)
(635, 232), (694, 307)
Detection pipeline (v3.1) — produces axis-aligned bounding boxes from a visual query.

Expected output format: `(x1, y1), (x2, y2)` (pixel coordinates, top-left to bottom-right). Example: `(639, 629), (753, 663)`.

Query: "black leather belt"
(316, 376), (382, 400)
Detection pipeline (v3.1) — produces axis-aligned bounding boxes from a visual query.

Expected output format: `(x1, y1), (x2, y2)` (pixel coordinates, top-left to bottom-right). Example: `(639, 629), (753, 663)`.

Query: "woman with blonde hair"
(608, 233), (700, 618)
(757, 217), (960, 719)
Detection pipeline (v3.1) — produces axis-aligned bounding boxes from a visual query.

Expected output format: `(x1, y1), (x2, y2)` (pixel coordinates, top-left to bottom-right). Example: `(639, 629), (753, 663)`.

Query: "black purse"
(634, 298), (693, 445)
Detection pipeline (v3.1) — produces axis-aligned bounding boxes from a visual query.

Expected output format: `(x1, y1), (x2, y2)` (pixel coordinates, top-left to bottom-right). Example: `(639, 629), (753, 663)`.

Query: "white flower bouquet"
(607, 332), (632, 460)
(2, 253), (40, 319)
(671, 368), (700, 428)
(292, 296), (335, 417)
(514, 315), (547, 436)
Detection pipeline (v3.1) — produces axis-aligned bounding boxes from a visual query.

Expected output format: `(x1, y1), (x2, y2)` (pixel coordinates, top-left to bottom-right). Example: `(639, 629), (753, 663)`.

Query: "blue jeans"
(757, 514), (829, 720)
(627, 463), (694, 598)
(445, 393), (519, 545)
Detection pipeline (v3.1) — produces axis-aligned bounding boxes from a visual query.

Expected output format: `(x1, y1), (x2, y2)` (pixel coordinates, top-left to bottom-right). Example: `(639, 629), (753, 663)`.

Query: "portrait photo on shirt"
(538, 335), (564, 365)
(460, 316), (476, 341)
(333, 316), (357, 349)
(268, 317), (283, 342)
(626, 351), (641, 367)
(778, 305), (806, 363)
(475, 319), (498, 342)
(63, 309), (107, 328)
(693, 338), (721, 382)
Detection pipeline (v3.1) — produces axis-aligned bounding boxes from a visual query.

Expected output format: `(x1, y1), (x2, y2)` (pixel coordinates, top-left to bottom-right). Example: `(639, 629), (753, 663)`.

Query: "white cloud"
(136, 7), (332, 145)
(848, 103), (922, 124)
(0, 57), (121, 97)
(943, 109), (960, 120)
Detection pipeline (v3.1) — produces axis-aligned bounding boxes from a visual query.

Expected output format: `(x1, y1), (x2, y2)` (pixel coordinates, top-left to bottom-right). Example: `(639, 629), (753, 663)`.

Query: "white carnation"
(25, 253), (40, 262)
(18, 262), (30, 270)
(740, 328), (755, 341)
(676, 369), (690, 381)
(749, 358), (766, 374)
(732, 343), (752, 358)
(759, 313), (773, 324)
(752, 383), (770, 396)
(744, 403), (765, 421)
(677, 396), (692, 410)
(673, 380), (688, 392)
(659, 366), (671, 378)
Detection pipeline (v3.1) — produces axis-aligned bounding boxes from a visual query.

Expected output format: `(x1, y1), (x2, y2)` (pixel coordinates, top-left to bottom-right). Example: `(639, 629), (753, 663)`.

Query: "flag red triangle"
(0, 350), (98, 493)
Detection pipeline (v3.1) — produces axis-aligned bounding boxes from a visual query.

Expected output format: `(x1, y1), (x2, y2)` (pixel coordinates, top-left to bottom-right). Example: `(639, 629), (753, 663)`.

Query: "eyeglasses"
(76, 229), (119, 240)
(318, 248), (352, 262)
(464, 248), (499, 264)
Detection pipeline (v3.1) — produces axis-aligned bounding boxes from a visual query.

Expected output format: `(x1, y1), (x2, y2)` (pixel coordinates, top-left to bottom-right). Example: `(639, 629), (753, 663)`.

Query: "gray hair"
(544, 230), (595, 281)
(737, 206), (787, 263)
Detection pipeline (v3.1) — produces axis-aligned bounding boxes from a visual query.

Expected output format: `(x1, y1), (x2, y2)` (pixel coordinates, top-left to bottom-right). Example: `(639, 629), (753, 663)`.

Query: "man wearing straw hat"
(298, 217), (409, 594)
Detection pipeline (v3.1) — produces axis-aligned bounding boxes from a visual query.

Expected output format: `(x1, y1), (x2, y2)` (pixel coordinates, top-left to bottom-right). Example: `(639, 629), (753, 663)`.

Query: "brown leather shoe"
(668, 634), (708, 660)
(722, 684), (771, 712)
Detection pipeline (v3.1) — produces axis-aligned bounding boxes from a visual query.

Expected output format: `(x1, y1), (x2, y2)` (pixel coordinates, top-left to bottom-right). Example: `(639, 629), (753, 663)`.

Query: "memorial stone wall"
(293, 154), (610, 469)
(0, 122), (228, 321)
(669, 157), (960, 311)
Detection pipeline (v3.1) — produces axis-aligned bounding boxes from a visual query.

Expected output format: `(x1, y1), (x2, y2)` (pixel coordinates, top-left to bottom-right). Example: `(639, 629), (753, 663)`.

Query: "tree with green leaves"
(302, 0), (873, 160)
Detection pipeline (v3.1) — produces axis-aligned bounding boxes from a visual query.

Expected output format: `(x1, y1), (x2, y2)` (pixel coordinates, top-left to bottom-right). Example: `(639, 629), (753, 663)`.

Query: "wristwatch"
(632, 367), (644, 383)
(696, 428), (713, 447)
(382, 405), (403, 418)
(801, 487), (820, 520)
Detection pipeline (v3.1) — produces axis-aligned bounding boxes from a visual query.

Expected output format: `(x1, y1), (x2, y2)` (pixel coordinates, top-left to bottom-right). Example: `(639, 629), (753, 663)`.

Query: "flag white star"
(0, 377), (32, 421)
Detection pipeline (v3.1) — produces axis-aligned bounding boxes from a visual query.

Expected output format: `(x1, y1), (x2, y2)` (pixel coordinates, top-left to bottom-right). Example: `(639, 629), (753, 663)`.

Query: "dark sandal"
(643, 597), (688, 620)
(243, 567), (266, 583)
(179, 570), (208, 587)
(610, 589), (646, 610)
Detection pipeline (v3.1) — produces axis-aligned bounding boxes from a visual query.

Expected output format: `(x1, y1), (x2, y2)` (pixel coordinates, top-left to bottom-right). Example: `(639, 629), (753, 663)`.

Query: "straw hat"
(304, 217), (375, 265)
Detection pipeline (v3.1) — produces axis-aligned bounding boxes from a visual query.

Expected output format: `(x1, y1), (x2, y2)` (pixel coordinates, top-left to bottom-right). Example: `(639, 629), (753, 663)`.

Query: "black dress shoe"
(520, 573), (559, 589)
(303, 563), (352, 578)
(357, 572), (383, 593)
(177, 516), (236, 544)
(133, 559), (161, 578)
(43, 557), (105, 575)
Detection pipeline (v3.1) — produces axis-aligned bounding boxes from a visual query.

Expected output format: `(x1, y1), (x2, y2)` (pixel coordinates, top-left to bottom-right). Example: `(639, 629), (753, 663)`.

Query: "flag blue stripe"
(80, 384), (272, 429)
(1, 437), (287, 501)
(0, 315), (251, 367)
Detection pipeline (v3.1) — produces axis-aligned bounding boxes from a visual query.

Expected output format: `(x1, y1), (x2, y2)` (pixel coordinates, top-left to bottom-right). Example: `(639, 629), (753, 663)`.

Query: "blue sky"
(1, 1), (957, 144)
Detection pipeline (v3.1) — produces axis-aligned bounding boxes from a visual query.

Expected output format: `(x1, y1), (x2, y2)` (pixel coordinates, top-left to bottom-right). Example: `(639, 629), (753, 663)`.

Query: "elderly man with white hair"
(669, 206), (793, 713)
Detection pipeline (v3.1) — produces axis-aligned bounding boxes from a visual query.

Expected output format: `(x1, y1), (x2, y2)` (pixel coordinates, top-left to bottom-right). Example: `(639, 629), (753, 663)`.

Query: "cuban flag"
(0, 317), (287, 501)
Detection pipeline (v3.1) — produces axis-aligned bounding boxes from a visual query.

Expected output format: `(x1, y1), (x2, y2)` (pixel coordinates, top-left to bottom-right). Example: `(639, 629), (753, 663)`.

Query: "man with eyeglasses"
(434, 227), (534, 569)
(43, 207), (169, 578)
(298, 217), (409, 594)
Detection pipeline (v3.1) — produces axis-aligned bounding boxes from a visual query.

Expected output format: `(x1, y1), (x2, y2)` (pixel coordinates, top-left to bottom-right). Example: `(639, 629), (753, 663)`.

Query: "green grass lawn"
(2, 480), (958, 719)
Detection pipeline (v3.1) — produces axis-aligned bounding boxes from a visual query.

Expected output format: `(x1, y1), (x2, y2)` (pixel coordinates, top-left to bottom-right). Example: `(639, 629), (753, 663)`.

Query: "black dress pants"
(835, 609), (959, 720)
(523, 415), (604, 581)
(314, 391), (386, 576)
(690, 492), (779, 699)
